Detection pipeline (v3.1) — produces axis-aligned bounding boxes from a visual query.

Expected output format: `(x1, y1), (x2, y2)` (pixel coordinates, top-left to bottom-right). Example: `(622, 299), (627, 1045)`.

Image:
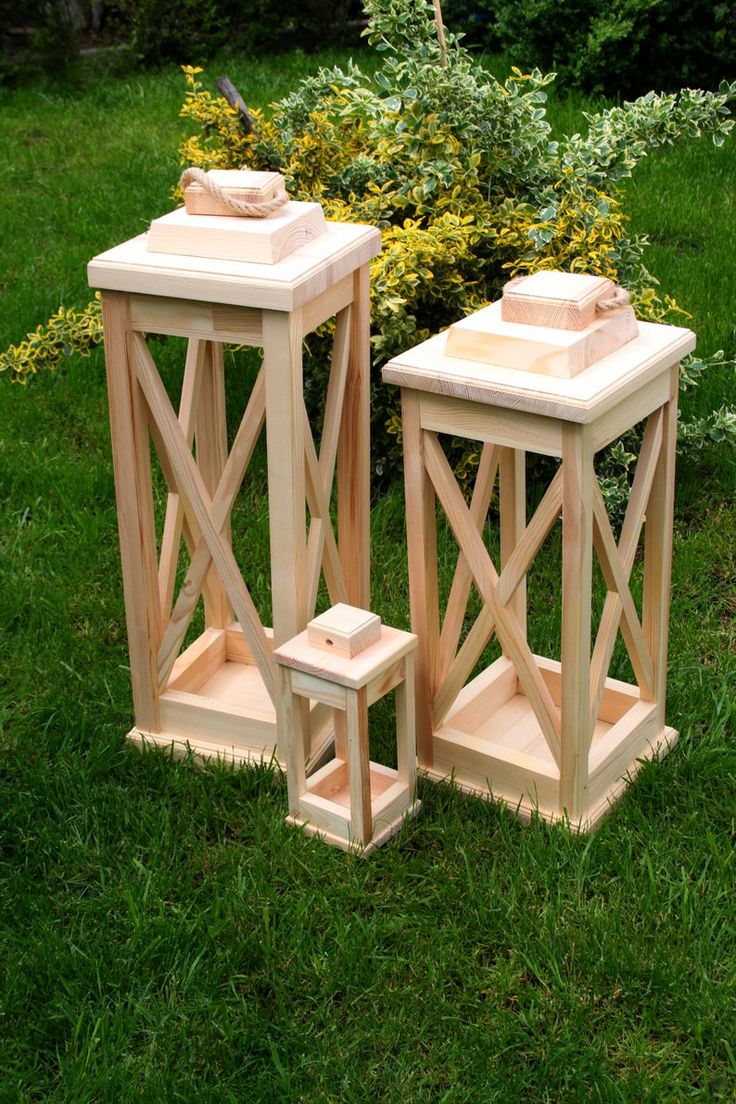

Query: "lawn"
(1, 48), (735, 1102)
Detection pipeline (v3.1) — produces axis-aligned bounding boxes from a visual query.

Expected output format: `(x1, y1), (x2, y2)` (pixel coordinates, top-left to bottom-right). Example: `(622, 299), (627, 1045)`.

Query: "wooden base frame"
(384, 320), (694, 830)
(423, 655), (678, 830)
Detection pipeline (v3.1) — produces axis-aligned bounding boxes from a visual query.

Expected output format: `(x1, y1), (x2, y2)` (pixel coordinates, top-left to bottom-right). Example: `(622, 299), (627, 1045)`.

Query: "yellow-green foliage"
(0, 297), (103, 384)
(173, 7), (733, 470)
(4, 0), (734, 472)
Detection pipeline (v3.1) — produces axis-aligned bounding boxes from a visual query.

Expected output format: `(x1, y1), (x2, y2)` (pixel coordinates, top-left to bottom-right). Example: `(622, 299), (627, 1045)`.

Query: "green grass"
(1, 50), (736, 1103)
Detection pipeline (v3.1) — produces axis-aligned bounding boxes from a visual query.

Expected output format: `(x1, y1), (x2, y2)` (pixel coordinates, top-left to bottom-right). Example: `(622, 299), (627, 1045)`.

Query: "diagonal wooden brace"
(424, 431), (562, 766)
(131, 334), (275, 699)
(592, 483), (654, 697)
(589, 407), (663, 728)
(156, 367), (267, 689)
(436, 443), (499, 686)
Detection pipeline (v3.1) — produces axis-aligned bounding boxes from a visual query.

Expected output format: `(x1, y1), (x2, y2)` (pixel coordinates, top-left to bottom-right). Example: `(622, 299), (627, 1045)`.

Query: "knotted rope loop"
(595, 285), (630, 312)
(180, 167), (289, 218)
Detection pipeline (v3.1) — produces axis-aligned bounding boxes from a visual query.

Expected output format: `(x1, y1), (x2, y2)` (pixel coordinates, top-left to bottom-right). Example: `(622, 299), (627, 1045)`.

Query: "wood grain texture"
(183, 170), (284, 215)
(588, 407), (663, 728)
(102, 292), (161, 732)
(307, 604), (381, 658)
(436, 443), (499, 688)
(383, 322), (694, 423)
(401, 391), (441, 766)
(156, 369), (266, 690)
(445, 300), (638, 377)
(274, 624), (417, 691)
(131, 333), (275, 700)
(424, 431), (562, 766)
(499, 447), (527, 635)
(501, 271), (614, 330)
(147, 203), (326, 265)
(642, 368), (679, 730)
(559, 423), (594, 819)
(337, 265), (371, 609)
(89, 223), (381, 313)
(157, 338), (206, 620)
(196, 341), (232, 630)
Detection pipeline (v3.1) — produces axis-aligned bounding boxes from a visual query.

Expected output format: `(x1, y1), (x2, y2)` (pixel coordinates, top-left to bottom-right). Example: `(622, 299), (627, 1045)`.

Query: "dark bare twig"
(215, 75), (253, 134)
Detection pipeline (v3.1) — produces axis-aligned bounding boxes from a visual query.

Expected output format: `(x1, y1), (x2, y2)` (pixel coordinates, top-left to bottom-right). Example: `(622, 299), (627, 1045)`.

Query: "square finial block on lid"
(183, 170), (286, 216)
(307, 604), (382, 658)
(445, 299), (638, 378)
(146, 202), (327, 266)
(502, 271), (616, 331)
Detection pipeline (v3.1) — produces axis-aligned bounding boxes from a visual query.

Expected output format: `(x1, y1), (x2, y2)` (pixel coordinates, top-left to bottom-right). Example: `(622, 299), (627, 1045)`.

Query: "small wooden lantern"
(274, 605), (420, 853)
(383, 275), (695, 830)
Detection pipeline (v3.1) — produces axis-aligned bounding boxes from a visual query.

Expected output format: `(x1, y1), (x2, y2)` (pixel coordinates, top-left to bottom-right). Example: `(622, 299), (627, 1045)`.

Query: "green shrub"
(0, 0), (364, 81)
(0, 0), (80, 84)
(445, 0), (736, 96)
(122, 0), (363, 65)
(3, 0), (736, 489)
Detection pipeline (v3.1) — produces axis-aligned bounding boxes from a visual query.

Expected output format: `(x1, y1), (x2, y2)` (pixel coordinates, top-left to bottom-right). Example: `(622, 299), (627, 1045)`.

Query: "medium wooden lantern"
(274, 605), (420, 853)
(88, 173), (380, 769)
(383, 272), (695, 830)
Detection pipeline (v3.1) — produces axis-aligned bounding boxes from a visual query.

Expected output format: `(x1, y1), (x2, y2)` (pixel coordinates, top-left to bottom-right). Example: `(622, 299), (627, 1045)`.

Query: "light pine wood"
(196, 341), (232, 630)
(274, 624), (417, 691)
(308, 604), (382, 658)
(90, 223), (381, 313)
(396, 656), (416, 791)
(383, 322), (694, 423)
(642, 367), (679, 730)
(264, 308), (308, 654)
(275, 614), (419, 852)
(433, 606), (495, 728)
(167, 628), (226, 693)
(501, 271), (615, 330)
(423, 431), (562, 766)
(156, 367), (266, 689)
(401, 390), (441, 766)
(147, 202), (327, 265)
(559, 424), (594, 819)
(436, 443), (500, 687)
(388, 305), (687, 829)
(420, 391), (563, 458)
(588, 407), (663, 728)
(130, 295), (264, 345)
(302, 403), (349, 614)
(183, 170), (285, 216)
(443, 657), (517, 733)
(93, 223), (379, 772)
(157, 338), (206, 618)
(338, 265), (371, 609)
(495, 467), (562, 607)
(102, 292), (161, 732)
(446, 300), (638, 378)
(300, 276), (353, 340)
(278, 662), (307, 815)
(499, 446), (527, 635)
(592, 482), (653, 697)
(132, 332), (276, 700)
(590, 370), (670, 452)
(347, 686), (372, 842)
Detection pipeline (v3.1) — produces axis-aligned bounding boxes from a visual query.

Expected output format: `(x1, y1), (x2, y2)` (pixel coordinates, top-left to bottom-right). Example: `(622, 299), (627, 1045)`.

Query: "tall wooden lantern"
(383, 272), (695, 829)
(88, 171), (381, 769)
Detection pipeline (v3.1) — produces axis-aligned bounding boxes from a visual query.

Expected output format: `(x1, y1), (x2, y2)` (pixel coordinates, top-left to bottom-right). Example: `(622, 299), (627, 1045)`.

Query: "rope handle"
(595, 285), (630, 312)
(180, 167), (289, 219)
